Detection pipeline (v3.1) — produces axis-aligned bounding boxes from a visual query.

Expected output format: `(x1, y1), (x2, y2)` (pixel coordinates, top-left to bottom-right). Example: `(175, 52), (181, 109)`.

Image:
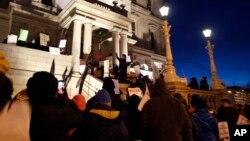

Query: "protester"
(116, 53), (127, 83)
(188, 77), (199, 89)
(141, 78), (193, 141)
(127, 95), (143, 140)
(0, 73), (31, 141)
(191, 95), (218, 141)
(72, 94), (86, 112)
(27, 71), (82, 141)
(102, 77), (115, 98)
(132, 64), (146, 94)
(69, 94), (87, 136)
(70, 89), (130, 141)
(199, 76), (209, 90)
(217, 98), (238, 140)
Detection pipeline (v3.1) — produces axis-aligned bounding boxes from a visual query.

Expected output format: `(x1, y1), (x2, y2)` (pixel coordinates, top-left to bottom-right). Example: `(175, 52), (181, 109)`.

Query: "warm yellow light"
(159, 6), (169, 17)
(203, 29), (212, 38)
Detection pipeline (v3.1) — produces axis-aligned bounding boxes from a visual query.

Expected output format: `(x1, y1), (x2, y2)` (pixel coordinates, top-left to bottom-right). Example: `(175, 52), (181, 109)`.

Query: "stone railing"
(86, 0), (128, 16)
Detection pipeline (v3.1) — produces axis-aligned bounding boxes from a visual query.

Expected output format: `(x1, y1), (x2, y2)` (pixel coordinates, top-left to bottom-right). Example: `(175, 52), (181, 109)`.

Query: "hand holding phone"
(58, 81), (65, 94)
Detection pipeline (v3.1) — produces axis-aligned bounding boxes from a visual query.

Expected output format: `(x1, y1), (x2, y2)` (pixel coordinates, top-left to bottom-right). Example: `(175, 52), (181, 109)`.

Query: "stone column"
(72, 20), (82, 70)
(120, 34), (128, 56)
(162, 19), (179, 82)
(206, 40), (225, 90)
(53, 0), (58, 8)
(83, 23), (93, 55)
(112, 31), (120, 65)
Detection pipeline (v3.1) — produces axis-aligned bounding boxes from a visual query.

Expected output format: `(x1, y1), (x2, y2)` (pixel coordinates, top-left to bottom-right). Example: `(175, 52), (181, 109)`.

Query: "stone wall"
(0, 43), (82, 98)
(0, 9), (10, 42)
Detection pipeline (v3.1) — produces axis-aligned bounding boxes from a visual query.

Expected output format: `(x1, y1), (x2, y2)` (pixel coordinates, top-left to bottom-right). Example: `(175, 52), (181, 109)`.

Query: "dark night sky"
(162, 0), (250, 87)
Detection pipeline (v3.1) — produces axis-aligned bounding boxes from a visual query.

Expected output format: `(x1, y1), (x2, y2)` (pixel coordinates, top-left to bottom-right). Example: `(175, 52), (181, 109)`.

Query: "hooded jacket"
(192, 108), (218, 141)
(141, 78), (194, 141)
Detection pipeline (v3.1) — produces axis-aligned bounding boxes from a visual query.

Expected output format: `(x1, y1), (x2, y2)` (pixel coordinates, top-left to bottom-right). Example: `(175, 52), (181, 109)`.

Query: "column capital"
(119, 32), (128, 36)
(73, 19), (83, 23)
(110, 27), (132, 36)
(111, 27), (122, 33)
(72, 15), (95, 25)
(121, 30), (132, 37)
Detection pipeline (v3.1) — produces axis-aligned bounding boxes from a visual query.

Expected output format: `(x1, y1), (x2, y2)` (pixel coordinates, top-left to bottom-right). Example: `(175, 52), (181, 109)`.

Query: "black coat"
(217, 106), (238, 139)
(29, 98), (82, 141)
(70, 104), (130, 141)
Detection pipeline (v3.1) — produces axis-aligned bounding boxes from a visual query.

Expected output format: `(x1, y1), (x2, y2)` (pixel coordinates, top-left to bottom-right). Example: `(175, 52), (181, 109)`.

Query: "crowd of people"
(1, 50), (250, 141)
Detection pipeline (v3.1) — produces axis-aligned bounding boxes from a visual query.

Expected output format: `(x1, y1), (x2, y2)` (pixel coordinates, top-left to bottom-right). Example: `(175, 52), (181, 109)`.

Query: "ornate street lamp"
(159, 6), (180, 82)
(203, 28), (225, 90)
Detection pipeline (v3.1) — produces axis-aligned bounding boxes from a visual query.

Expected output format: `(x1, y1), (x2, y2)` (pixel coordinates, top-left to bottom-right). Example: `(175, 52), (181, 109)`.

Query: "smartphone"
(58, 81), (65, 94)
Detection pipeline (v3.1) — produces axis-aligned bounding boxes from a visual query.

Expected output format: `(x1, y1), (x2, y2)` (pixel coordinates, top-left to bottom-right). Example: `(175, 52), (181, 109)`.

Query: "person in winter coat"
(191, 95), (218, 141)
(217, 98), (238, 140)
(0, 73), (31, 141)
(70, 89), (130, 141)
(27, 71), (82, 141)
(0, 52), (31, 141)
(141, 78), (194, 141)
(127, 95), (143, 140)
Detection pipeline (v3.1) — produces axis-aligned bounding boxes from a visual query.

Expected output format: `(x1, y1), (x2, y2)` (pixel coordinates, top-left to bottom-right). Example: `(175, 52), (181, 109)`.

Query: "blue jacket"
(192, 108), (218, 141)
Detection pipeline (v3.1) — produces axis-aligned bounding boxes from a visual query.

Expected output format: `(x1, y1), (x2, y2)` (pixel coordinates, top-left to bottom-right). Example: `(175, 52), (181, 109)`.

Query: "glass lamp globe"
(159, 6), (169, 17)
(203, 29), (212, 38)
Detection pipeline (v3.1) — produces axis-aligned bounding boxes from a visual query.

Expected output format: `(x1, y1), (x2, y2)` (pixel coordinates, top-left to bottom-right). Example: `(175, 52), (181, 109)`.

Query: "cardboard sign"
(218, 121), (230, 139)
(103, 60), (109, 78)
(237, 114), (250, 125)
(49, 47), (60, 55)
(18, 29), (29, 41)
(59, 39), (67, 48)
(128, 87), (142, 97)
(40, 33), (50, 46)
(7, 34), (18, 44)
(126, 55), (131, 62)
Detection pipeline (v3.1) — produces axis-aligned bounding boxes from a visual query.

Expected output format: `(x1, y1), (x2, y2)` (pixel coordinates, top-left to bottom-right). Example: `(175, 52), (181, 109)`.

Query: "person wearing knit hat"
(95, 89), (111, 106)
(0, 51), (10, 73)
(70, 89), (130, 141)
(72, 94), (86, 111)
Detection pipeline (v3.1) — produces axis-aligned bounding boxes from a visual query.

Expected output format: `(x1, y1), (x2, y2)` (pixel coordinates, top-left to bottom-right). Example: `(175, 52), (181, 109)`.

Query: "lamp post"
(203, 29), (225, 90)
(159, 6), (179, 82)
